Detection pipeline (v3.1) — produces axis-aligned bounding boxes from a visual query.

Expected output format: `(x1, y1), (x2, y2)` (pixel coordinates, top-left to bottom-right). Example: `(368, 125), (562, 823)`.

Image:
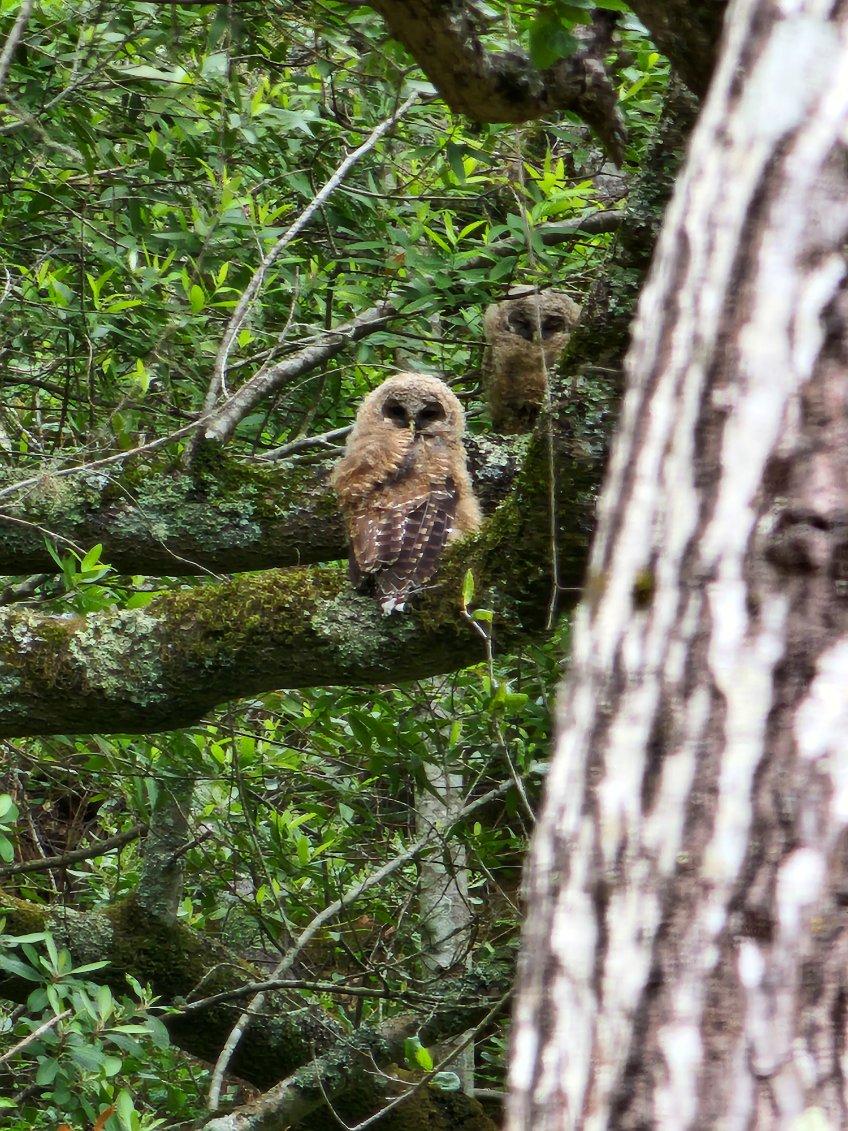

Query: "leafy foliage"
(0, 928), (183, 1129)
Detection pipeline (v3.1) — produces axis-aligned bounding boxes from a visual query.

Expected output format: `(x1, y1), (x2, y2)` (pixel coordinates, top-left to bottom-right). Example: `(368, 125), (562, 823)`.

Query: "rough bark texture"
(368, 1), (625, 157)
(509, 2), (848, 1128)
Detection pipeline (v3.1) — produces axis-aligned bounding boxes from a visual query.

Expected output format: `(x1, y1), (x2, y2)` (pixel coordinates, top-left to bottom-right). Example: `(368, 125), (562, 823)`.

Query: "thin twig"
(258, 424), (352, 461)
(0, 0), (35, 96)
(180, 978), (440, 1015)
(0, 1009), (71, 1067)
(197, 93), (419, 439)
(0, 511), (85, 555)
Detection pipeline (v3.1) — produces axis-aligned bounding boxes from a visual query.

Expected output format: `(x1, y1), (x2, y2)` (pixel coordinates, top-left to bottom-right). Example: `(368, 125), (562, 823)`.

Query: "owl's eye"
(542, 316), (565, 337)
(382, 400), (409, 426)
(508, 314), (534, 341)
(416, 403), (446, 428)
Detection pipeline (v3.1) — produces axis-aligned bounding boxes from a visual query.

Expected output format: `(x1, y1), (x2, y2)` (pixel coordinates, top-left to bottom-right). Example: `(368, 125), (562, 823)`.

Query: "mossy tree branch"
(0, 435), (525, 578)
(0, 376), (615, 738)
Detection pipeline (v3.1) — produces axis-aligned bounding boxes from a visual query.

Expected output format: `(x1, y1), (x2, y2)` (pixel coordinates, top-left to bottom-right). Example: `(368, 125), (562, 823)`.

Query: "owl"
(332, 373), (482, 614)
(482, 288), (581, 433)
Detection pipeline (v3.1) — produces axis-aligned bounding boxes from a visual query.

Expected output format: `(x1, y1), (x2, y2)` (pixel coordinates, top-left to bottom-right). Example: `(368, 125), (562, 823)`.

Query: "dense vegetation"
(0, 2), (668, 1127)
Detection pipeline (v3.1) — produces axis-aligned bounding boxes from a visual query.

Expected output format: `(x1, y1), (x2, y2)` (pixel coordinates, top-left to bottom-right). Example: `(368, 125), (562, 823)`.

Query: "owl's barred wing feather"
(350, 479), (458, 613)
(375, 485), (458, 612)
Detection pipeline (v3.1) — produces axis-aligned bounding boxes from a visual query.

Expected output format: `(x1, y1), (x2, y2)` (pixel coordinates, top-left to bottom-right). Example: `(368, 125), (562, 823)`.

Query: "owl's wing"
(351, 478), (459, 612)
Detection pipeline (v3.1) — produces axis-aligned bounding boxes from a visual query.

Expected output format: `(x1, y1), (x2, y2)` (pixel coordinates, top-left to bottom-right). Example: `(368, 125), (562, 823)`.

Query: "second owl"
(332, 373), (481, 615)
(482, 288), (581, 434)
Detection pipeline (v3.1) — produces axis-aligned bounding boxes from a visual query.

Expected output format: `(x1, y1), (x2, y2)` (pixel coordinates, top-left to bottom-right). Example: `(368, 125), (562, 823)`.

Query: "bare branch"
(259, 424), (352, 462)
(0, 0), (35, 96)
(198, 301), (395, 448)
(196, 94), (419, 450)
(0, 1009), (71, 1067)
(0, 822), (147, 879)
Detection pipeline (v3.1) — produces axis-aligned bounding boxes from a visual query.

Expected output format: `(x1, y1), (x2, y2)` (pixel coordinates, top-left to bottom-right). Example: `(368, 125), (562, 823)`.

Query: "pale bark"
(136, 771), (195, 919)
(509, 1), (848, 1128)
(417, 752), (475, 1093)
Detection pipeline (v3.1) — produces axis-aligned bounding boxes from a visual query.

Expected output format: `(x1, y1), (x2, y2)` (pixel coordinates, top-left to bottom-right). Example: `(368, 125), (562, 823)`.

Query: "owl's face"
(359, 374), (464, 439)
(506, 304), (571, 343)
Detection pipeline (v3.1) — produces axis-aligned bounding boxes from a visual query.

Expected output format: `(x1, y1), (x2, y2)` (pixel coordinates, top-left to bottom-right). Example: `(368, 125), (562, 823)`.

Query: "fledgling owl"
(332, 373), (481, 614)
(482, 288), (581, 433)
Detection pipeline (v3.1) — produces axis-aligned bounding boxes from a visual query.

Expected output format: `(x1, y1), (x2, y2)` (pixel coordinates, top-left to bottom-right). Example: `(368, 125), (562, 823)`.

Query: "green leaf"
(403, 1035), (433, 1071)
(115, 1088), (136, 1129)
(414, 1043), (434, 1071)
(96, 983), (114, 1021)
(445, 142), (466, 184)
(462, 569), (475, 608)
(80, 543), (104, 572)
(201, 52), (229, 80)
(102, 1053), (124, 1076)
(35, 1058), (59, 1085)
(528, 14), (579, 70)
(0, 954), (41, 981)
(70, 1043), (106, 1072)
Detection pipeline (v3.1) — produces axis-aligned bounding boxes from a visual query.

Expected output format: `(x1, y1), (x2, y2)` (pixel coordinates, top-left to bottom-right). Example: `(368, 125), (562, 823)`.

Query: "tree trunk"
(417, 747), (475, 1093)
(508, 1), (848, 1127)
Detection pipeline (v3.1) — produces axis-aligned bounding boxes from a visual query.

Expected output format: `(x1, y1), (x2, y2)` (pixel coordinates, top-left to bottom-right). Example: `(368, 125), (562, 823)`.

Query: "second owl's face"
(506, 307), (570, 342)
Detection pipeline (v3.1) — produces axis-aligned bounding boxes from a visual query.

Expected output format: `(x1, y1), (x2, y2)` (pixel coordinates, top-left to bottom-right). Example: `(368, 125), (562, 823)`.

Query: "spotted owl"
(482, 288), (581, 433)
(331, 373), (481, 614)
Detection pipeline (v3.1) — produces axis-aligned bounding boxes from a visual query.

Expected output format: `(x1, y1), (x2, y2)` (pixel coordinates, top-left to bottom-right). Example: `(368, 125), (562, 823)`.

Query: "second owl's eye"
(542, 316), (565, 337)
(382, 401), (408, 426)
(508, 315), (534, 341)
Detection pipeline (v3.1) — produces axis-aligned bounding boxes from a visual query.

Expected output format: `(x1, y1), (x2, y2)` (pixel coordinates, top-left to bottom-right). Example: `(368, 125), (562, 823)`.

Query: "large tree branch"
(0, 386), (613, 737)
(0, 434), (525, 576)
(368, 1), (625, 157)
